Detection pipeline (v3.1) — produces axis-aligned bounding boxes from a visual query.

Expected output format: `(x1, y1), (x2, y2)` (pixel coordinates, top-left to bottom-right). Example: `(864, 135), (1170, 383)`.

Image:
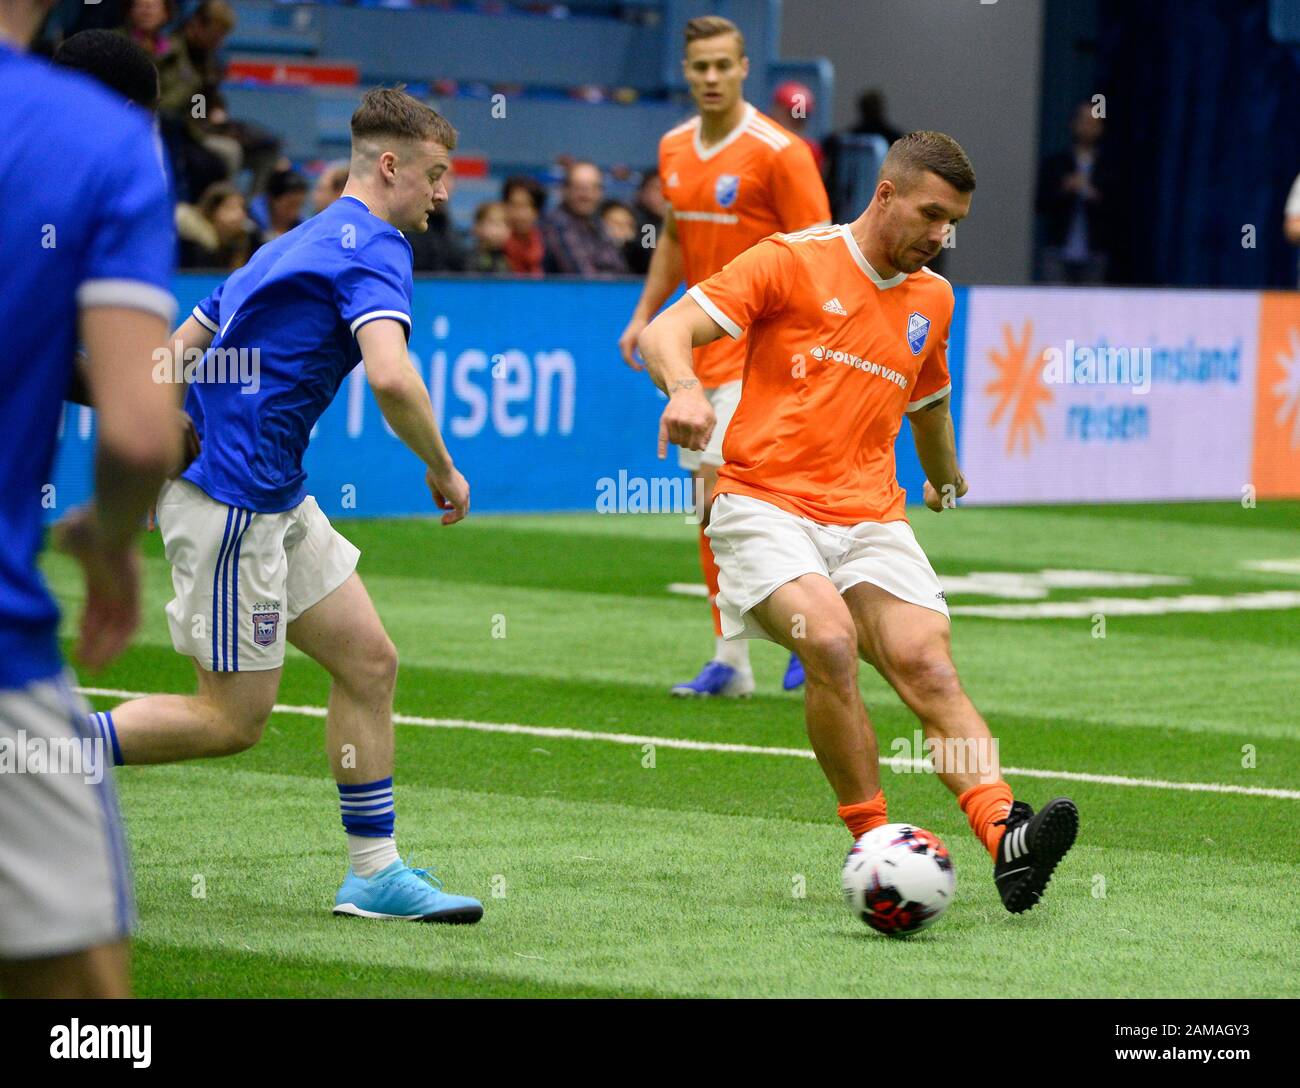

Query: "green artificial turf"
(41, 500), (1300, 997)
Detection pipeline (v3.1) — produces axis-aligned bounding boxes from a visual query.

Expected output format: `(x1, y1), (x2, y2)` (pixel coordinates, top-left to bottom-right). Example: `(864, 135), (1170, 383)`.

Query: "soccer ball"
(841, 823), (956, 936)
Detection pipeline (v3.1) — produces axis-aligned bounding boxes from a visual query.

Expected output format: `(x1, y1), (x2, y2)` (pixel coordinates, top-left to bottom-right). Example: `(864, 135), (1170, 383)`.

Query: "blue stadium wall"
(49, 277), (1300, 519)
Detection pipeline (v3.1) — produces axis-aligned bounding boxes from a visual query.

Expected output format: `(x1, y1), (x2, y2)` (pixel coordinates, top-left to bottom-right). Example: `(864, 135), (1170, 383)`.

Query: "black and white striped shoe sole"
(1005, 798), (1079, 914)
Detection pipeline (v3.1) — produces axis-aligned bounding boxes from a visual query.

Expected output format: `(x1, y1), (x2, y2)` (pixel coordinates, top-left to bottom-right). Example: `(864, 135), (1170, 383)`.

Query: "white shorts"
(677, 380), (741, 472)
(0, 673), (133, 958)
(705, 493), (950, 641)
(156, 478), (360, 672)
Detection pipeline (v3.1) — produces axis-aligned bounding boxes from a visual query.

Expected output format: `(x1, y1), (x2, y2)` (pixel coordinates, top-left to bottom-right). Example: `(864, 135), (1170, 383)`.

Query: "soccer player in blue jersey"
(0, 0), (181, 996)
(75, 86), (485, 924)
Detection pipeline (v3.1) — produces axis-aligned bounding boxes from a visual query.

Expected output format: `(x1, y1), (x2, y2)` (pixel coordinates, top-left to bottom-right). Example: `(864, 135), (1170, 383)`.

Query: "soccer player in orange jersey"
(637, 132), (1078, 914)
(618, 15), (830, 698)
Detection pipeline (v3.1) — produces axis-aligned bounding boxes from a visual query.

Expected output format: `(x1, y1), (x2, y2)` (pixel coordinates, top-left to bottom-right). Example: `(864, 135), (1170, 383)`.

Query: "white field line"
(76, 686), (1300, 802)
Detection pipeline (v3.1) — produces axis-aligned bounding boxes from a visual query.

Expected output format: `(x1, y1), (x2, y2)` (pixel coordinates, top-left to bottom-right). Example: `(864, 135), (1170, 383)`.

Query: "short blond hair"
(684, 15), (746, 57)
(350, 86), (457, 151)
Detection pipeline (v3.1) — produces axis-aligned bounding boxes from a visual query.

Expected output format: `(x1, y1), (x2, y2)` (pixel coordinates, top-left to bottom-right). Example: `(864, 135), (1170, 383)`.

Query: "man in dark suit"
(1036, 101), (1109, 284)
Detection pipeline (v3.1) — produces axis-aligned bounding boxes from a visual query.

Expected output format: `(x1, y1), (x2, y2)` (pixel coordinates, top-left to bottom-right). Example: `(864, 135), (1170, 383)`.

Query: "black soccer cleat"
(992, 797), (1079, 914)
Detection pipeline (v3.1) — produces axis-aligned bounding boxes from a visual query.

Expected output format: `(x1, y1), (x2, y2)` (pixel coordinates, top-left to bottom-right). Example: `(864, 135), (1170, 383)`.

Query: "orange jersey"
(688, 225), (955, 525)
(659, 103), (830, 387)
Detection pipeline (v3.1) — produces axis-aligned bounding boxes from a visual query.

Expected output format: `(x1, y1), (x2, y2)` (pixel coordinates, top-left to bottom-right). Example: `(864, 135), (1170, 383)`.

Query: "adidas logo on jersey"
(666, 172), (680, 188)
(822, 297), (848, 316)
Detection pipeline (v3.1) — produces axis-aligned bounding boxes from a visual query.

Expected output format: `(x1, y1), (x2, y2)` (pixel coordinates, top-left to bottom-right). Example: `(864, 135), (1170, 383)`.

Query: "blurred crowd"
(39, 0), (682, 277)
(35, 1), (1178, 287)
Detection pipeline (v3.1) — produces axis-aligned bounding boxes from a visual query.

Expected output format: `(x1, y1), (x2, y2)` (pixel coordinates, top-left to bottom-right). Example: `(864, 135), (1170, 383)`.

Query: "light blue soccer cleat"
(333, 859), (483, 924)
(782, 652), (805, 691)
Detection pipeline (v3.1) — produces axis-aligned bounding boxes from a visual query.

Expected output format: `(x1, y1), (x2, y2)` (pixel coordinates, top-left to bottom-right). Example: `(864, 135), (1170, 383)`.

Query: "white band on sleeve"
(350, 310), (412, 337)
(77, 279), (177, 325)
(905, 383), (952, 413)
(687, 285), (743, 340)
(191, 305), (219, 333)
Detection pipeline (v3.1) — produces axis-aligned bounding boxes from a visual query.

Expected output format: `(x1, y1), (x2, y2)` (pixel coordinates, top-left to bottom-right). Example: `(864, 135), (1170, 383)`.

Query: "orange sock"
(838, 789), (888, 839)
(698, 526), (723, 636)
(958, 780), (1015, 859)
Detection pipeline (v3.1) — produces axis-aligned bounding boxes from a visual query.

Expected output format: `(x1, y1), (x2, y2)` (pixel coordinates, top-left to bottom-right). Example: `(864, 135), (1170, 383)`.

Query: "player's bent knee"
(799, 627), (859, 686)
(218, 704), (273, 754)
(341, 634), (399, 699)
(198, 673), (277, 754)
(893, 653), (962, 709)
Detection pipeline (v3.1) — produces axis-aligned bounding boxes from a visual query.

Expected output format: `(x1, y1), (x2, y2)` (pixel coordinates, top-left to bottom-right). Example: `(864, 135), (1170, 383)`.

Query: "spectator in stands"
(468, 202), (511, 275)
(1035, 100), (1108, 284)
(156, 0), (281, 199)
(600, 200), (636, 245)
(312, 160), (350, 214)
(156, 0), (240, 193)
(846, 87), (902, 145)
(624, 170), (665, 275)
(502, 175), (547, 277)
(601, 198), (643, 274)
(251, 168), (309, 243)
(176, 181), (260, 271)
(53, 26), (159, 111)
(119, 0), (172, 58)
(822, 87), (903, 220)
(1285, 171), (1300, 287)
(541, 161), (628, 276)
(405, 170), (467, 273)
(770, 80), (824, 172)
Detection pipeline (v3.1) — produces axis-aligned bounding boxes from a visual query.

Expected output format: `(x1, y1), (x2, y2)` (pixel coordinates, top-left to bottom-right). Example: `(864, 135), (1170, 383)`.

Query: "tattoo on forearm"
(669, 378), (700, 394)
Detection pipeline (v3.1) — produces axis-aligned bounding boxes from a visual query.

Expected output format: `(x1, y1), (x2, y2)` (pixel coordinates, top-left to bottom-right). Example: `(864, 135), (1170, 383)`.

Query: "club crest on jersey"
(252, 610), (279, 647)
(715, 174), (740, 209)
(907, 312), (931, 356)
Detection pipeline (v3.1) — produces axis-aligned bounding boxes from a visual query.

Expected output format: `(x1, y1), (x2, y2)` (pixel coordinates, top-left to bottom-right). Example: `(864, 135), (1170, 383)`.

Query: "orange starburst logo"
(985, 321), (1053, 456)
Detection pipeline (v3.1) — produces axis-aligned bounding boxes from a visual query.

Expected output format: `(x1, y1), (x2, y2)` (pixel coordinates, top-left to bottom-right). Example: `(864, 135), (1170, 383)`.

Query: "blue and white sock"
(338, 777), (400, 879)
(89, 711), (124, 766)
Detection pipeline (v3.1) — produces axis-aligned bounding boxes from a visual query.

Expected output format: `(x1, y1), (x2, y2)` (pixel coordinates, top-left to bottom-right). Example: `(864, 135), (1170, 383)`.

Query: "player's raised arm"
(619, 205), (684, 370)
(637, 293), (726, 457)
(358, 317), (469, 525)
(907, 394), (968, 512)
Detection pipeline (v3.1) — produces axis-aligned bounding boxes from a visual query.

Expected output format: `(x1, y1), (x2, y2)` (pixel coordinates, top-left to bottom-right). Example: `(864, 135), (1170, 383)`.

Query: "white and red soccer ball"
(841, 823), (956, 935)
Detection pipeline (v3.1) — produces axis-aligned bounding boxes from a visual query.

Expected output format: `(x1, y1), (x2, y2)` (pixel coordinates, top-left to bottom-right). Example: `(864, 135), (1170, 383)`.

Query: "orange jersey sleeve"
(767, 138), (831, 233)
(686, 236), (797, 342)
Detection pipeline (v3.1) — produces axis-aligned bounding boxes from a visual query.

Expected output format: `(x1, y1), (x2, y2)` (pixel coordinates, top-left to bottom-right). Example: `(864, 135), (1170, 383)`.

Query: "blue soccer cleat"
(670, 659), (754, 697)
(333, 859), (483, 924)
(782, 652), (805, 691)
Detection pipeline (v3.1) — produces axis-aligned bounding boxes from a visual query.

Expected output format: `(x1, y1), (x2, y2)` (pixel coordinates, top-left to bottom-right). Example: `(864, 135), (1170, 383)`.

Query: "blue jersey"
(182, 195), (414, 512)
(0, 43), (175, 690)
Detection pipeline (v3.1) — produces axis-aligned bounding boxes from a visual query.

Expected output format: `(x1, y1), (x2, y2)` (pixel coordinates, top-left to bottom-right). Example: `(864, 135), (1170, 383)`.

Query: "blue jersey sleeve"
(76, 116), (176, 325)
(335, 232), (414, 341)
(193, 279), (224, 333)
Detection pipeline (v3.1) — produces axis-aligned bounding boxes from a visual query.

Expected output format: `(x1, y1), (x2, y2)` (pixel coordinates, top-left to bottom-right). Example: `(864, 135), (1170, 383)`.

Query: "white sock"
(714, 635), (749, 669)
(348, 834), (400, 879)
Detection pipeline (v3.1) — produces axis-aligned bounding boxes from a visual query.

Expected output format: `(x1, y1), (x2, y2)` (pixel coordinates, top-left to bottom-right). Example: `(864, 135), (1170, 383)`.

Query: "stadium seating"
(222, 0), (834, 176)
